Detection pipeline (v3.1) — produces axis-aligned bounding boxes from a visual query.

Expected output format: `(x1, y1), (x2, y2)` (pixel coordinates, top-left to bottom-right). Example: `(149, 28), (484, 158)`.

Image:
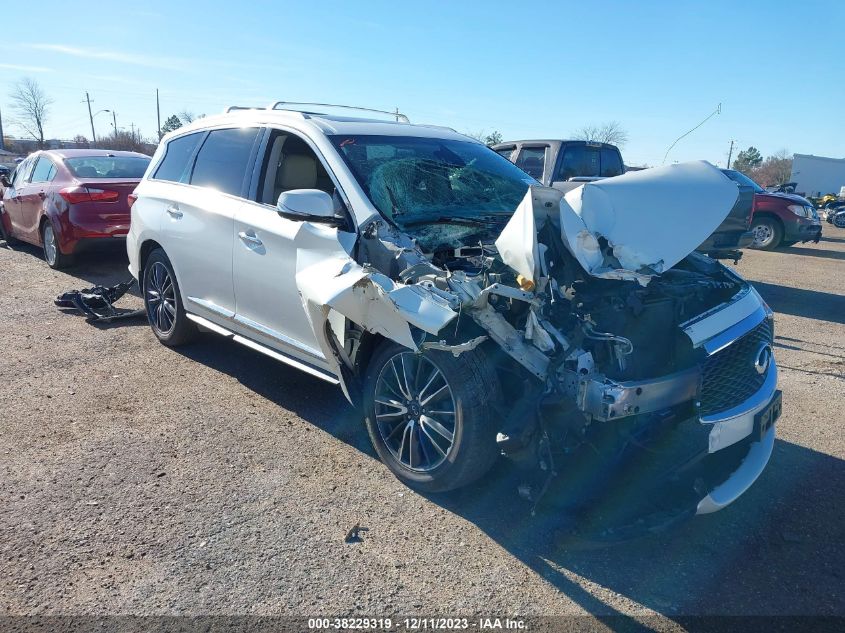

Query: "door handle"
(238, 231), (263, 247)
(165, 205), (182, 218)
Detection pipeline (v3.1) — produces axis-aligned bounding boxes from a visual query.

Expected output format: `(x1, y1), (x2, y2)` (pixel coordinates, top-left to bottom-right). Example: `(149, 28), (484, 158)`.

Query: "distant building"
(790, 154), (845, 197)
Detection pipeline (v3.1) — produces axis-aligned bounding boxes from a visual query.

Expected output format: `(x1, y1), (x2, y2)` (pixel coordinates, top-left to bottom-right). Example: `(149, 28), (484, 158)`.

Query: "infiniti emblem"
(754, 343), (773, 375)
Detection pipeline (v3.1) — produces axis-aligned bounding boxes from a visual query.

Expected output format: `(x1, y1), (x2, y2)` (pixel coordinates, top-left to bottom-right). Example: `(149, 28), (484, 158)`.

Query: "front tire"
(363, 342), (500, 492)
(42, 221), (73, 269)
(142, 248), (197, 346)
(750, 217), (782, 250)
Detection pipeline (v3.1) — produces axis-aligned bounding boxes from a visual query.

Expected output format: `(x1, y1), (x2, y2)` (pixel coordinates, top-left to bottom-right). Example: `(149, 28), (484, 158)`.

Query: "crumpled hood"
(497, 161), (739, 286)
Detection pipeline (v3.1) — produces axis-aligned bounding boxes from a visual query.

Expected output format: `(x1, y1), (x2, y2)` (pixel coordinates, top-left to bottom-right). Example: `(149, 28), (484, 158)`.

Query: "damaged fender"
(293, 222), (458, 400)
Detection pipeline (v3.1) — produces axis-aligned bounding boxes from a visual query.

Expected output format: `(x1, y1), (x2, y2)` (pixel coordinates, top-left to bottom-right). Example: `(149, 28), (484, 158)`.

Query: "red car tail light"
(59, 186), (120, 204)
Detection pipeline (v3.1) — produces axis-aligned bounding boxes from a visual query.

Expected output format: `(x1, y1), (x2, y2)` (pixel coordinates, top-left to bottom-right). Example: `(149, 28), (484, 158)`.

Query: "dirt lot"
(1, 228), (844, 622)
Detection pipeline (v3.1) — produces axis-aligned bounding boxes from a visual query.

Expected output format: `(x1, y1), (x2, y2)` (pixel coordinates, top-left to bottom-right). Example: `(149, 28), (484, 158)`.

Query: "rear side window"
(600, 147), (623, 177)
(190, 128), (260, 196)
(153, 132), (204, 183)
(514, 147), (546, 179)
(30, 157), (57, 183)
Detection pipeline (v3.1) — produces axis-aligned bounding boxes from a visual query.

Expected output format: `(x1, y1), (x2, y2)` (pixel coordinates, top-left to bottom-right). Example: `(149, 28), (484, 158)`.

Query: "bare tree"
(749, 149), (793, 187)
(571, 121), (629, 147)
(9, 78), (53, 148)
(178, 111), (205, 125)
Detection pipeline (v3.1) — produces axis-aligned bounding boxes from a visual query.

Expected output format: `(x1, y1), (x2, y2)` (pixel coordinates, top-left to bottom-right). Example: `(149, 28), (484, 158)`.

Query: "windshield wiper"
(401, 216), (489, 228)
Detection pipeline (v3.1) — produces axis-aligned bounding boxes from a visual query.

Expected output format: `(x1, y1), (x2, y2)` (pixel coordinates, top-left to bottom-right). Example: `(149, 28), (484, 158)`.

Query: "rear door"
(155, 127), (261, 321)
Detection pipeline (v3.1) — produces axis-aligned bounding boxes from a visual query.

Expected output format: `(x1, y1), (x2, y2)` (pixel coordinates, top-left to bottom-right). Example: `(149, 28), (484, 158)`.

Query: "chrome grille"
(699, 319), (773, 416)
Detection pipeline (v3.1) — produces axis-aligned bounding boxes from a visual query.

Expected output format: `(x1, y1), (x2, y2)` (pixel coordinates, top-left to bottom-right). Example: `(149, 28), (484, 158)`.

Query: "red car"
(0, 149), (150, 268)
(722, 169), (822, 250)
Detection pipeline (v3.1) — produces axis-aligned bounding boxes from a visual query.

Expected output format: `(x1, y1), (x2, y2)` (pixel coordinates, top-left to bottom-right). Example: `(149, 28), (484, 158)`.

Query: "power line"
(662, 103), (722, 164)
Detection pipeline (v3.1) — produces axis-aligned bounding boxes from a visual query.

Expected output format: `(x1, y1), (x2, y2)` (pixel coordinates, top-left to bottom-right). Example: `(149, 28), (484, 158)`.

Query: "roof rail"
(224, 105), (262, 113)
(267, 102), (410, 123)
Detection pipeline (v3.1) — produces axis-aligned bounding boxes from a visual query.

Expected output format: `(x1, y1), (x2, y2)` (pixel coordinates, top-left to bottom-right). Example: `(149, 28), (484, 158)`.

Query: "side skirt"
(185, 313), (340, 385)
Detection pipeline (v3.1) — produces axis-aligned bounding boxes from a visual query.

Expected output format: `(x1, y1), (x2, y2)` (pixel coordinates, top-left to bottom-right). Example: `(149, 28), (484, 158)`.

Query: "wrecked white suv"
(127, 103), (780, 516)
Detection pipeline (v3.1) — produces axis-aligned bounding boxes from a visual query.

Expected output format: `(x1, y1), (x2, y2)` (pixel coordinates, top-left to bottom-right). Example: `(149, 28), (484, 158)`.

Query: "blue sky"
(3, 0), (843, 166)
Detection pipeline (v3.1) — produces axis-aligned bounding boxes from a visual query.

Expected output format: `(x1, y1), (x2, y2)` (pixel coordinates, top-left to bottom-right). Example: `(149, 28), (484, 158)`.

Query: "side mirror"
(0, 175), (10, 188)
(277, 189), (338, 222)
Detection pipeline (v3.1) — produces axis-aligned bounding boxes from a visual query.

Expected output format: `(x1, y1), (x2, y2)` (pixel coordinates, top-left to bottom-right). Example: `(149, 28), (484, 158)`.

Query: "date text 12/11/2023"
(307, 618), (527, 630)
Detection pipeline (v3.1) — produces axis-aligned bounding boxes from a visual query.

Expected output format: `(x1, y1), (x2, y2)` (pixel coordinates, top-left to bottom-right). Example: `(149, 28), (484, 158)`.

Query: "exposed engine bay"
(294, 160), (775, 516)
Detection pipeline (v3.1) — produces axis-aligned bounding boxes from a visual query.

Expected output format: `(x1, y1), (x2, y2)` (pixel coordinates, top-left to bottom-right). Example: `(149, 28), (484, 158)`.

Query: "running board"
(185, 313), (340, 385)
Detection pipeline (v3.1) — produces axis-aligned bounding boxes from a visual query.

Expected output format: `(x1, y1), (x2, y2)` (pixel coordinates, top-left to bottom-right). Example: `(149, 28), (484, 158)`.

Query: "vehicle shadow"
(428, 436), (845, 617)
(778, 245), (845, 261)
(751, 281), (845, 325)
(5, 240), (136, 291)
(171, 336), (845, 618)
(820, 235), (845, 244)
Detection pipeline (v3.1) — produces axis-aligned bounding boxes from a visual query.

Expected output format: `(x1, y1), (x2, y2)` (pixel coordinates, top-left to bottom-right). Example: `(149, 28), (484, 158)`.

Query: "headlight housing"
(787, 204), (809, 217)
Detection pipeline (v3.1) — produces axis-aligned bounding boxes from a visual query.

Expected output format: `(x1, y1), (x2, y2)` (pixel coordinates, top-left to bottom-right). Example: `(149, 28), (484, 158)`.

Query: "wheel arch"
(752, 211), (785, 233)
(138, 239), (165, 280)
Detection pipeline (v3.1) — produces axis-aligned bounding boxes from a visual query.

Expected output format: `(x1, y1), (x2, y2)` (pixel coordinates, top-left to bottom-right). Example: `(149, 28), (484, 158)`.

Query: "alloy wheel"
(43, 224), (57, 265)
(374, 352), (457, 472)
(145, 261), (177, 335)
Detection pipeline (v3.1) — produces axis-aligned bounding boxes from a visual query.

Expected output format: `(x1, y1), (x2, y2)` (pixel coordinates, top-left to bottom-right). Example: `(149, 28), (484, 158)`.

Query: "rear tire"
(142, 248), (198, 346)
(42, 221), (73, 269)
(750, 217), (782, 250)
(363, 342), (501, 493)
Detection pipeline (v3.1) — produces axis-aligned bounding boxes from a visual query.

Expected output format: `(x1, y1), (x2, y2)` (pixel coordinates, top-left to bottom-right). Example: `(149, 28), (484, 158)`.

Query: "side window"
(12, 158), (35, 188)
(495, 147), (516, 162)
(30, 157), (56, 183)
(255, 130), (337, 206)
(556, 145), (600, 181)
(190, 128), (260, 197)
(153, 132), (204, 183)
(600, 147), (623, 177)
(514, 147), (546, 180)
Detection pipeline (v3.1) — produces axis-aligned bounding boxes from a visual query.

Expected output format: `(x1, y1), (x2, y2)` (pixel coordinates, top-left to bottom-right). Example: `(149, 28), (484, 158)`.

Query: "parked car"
(127, 104), (780, 520)
(0, 149), (150, 268)
(721, 170), (822, 250)
(494, 139), (753, 258)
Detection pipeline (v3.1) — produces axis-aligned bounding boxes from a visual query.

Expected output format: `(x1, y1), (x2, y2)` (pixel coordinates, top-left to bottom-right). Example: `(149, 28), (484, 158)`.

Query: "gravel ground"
(1, 228), (843, 621)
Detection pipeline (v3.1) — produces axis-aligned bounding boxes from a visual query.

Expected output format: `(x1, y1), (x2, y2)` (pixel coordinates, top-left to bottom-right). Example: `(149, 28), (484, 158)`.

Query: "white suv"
(128, 103), (780, 516)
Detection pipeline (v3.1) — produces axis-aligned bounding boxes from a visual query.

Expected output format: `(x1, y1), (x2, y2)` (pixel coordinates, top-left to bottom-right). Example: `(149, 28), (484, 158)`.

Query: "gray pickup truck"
(492, 139), (754, 258)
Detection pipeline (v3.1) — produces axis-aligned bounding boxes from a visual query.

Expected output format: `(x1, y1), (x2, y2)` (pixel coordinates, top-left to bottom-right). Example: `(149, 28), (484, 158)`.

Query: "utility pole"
(112, 111), (117, 136)
(0, 106), (5, 151)
(726, 139), (735, 169)
(156, 89), (162, 140)
(395, 107), (399, 122)
(85, 92), (96, 143)
(129, 122), (136, 142)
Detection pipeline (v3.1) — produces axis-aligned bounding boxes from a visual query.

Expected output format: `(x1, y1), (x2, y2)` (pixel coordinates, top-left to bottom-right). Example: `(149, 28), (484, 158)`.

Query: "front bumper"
(695, 364), (779, 514)
(785, 220), (822, 244)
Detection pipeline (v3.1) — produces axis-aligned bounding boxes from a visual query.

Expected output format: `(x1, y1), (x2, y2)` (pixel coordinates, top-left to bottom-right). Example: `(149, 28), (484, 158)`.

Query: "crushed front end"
(296, 149), (780, 517)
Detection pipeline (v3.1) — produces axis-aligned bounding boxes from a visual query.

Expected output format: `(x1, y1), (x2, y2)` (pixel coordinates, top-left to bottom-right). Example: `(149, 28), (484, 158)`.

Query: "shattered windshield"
(330, 135), (536, 249)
